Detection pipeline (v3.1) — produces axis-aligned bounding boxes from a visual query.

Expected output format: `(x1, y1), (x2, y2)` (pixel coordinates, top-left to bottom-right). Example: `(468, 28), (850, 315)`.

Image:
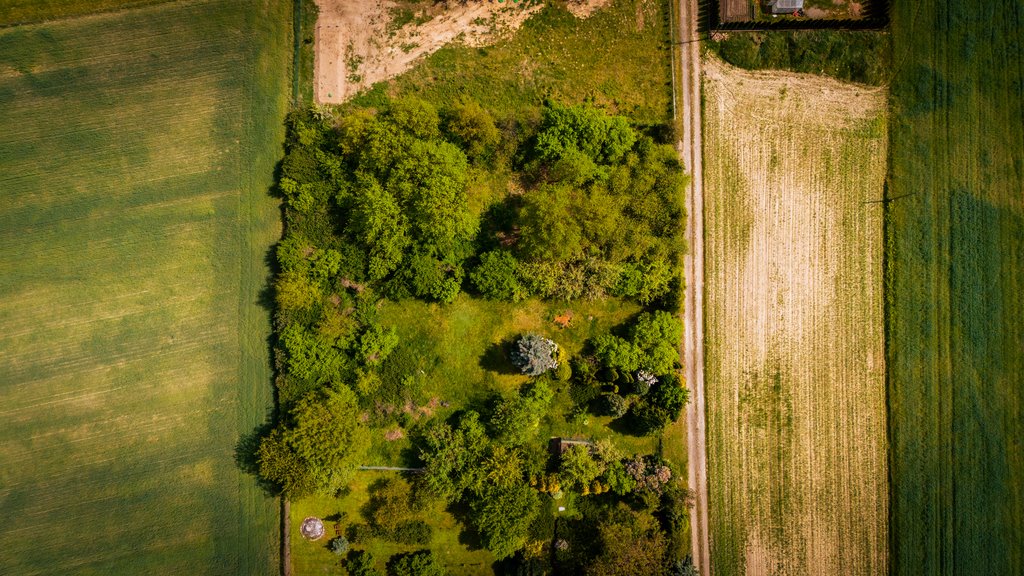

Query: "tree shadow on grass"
(447, 499), (485, 551)
(479, 339), (519, 375)
(235, 417), (282, 497)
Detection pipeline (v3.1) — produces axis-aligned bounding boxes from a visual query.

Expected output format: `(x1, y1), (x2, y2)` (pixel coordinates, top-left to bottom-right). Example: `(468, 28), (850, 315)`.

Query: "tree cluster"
(418, 380), (558, 560)
(256, 387), (368, 498)
(473, 102), (687, 303)
(571, 311), (689, 435)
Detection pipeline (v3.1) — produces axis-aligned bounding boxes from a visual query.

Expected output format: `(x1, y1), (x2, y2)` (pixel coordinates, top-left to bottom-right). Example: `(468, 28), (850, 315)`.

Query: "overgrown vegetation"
(707, 30), (891, 85)
(252, 3), (692, 569)
(260, 94), (690, 571)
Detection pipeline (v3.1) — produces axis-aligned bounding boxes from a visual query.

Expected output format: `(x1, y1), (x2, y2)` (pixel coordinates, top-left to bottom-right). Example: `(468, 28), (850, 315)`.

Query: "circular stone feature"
(300, 517), (325, 541)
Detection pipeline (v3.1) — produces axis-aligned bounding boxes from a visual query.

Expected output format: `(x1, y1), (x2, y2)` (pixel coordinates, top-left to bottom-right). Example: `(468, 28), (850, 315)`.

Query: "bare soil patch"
(315, 0), (547, 103)
(566, 0), (613, 18)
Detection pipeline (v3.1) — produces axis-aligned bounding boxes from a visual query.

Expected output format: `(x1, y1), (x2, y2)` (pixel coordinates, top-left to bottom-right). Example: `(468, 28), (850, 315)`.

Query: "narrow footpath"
(676, 0), (710, 572)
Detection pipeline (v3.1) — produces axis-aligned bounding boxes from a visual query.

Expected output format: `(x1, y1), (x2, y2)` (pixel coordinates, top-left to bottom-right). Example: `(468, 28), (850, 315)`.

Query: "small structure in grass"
(766, 0), (804, 14)
(300, 516), (325, 541)
(549, 437), (594, 457)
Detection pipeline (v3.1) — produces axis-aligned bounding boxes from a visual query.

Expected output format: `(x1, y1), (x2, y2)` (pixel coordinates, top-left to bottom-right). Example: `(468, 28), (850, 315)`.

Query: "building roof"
(770, 0), (804, 13)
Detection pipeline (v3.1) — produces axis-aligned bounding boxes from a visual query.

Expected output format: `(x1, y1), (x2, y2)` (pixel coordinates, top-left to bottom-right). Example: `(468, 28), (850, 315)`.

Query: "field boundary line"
(677, 0), (710, 572)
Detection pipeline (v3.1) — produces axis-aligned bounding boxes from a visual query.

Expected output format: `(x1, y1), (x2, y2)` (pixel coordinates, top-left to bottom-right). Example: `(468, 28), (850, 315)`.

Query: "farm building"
(766, 0), (804, 14)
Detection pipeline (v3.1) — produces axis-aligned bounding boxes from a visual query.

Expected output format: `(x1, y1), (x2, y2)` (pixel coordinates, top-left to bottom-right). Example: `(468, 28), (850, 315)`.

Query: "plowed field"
(702, 56), (888, 576)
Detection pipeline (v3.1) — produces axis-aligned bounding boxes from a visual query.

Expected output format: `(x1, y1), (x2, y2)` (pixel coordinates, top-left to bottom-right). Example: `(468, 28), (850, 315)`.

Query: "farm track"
(676, 0), (709, 572)
(702, 56), (889, 576)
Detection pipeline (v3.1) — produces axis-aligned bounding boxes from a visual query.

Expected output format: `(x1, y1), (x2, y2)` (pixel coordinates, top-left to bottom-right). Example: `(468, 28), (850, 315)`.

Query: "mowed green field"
(702, 57), (889, 575)
(0, 1), (290, 573)
(887, 1), (1024, 573)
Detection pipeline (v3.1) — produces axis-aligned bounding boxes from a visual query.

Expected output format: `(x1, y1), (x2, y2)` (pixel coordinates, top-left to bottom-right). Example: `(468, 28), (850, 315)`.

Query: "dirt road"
(677, 0), (709, 572)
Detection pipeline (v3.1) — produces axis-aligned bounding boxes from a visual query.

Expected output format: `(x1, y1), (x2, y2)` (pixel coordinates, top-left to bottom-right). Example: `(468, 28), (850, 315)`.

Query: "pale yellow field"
(702, 56), (888, 576)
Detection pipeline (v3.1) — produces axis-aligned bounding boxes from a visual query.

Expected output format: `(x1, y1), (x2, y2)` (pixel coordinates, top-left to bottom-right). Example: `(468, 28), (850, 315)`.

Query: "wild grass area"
(702, 56), (888, 575)
(352, 0), (673, 125)
(886, 1), (1024, 573)
(0, 0), (290, 573)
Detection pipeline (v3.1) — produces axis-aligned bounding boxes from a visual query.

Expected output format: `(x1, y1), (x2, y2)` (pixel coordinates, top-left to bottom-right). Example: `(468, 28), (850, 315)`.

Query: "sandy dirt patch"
(566, 0), (613, 18)
(315, 0), (547, 103)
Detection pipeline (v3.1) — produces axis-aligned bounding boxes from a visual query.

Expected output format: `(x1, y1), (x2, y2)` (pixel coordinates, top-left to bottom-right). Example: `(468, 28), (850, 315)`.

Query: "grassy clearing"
(886, 1), (1024, 573)
(290, 472), (494, 576)
(352, 0), (673, 125)
(702, 56), (888, 575)
(365, 295), (659, 464)
(0, 1), (289, 573)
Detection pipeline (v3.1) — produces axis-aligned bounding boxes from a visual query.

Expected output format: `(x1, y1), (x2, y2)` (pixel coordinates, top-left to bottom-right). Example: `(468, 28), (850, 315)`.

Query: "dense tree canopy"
(420, 411), (488, 502)
(593, 311), (682, 375)
(470, 483), (540, 560)
(257, 387), (368, 497)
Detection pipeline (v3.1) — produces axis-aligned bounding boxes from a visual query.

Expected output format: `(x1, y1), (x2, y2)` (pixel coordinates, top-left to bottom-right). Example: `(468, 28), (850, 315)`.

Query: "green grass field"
(702, 57), (889, 575)
(0, 0), (173, 27)
(0, 1), (290, 573)
(886, 1), (1024, 573)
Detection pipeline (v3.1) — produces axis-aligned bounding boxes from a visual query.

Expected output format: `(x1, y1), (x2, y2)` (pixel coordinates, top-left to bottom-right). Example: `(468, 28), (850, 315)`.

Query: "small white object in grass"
(558, 506), (566, 512)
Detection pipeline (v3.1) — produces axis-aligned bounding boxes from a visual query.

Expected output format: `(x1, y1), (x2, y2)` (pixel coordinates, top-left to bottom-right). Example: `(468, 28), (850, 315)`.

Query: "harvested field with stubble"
(702, 56), (888, 576)
(0, 1), (289, 573)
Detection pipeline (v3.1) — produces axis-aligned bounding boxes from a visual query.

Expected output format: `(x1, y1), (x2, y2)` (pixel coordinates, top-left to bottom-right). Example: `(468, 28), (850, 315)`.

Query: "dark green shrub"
(389, 550), (447, 576)
(471, 250), (528, 302)
(603, 393), (629, 418)
(390, 520), (433, 545)
(346, 550), (382, 576)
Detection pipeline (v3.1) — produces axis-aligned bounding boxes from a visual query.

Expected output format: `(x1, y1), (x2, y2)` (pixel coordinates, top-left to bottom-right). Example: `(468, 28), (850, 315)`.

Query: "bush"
(390, 520), (433, 545)
(490, 380), (554, 445)
(329, 536), (349, 555)
(348, 523), (376, 544)
(387, 96), (440, 140)
(602, 393), (629, 418)
(447, 99), (500, 161)
(346, 550), (382, 576)
(509, 334), (559, 376)
(629, 374), (689, 435)
(389, 550), (447, 576)
(555, 359), (572, 382)
(471, 250), (528, 302)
